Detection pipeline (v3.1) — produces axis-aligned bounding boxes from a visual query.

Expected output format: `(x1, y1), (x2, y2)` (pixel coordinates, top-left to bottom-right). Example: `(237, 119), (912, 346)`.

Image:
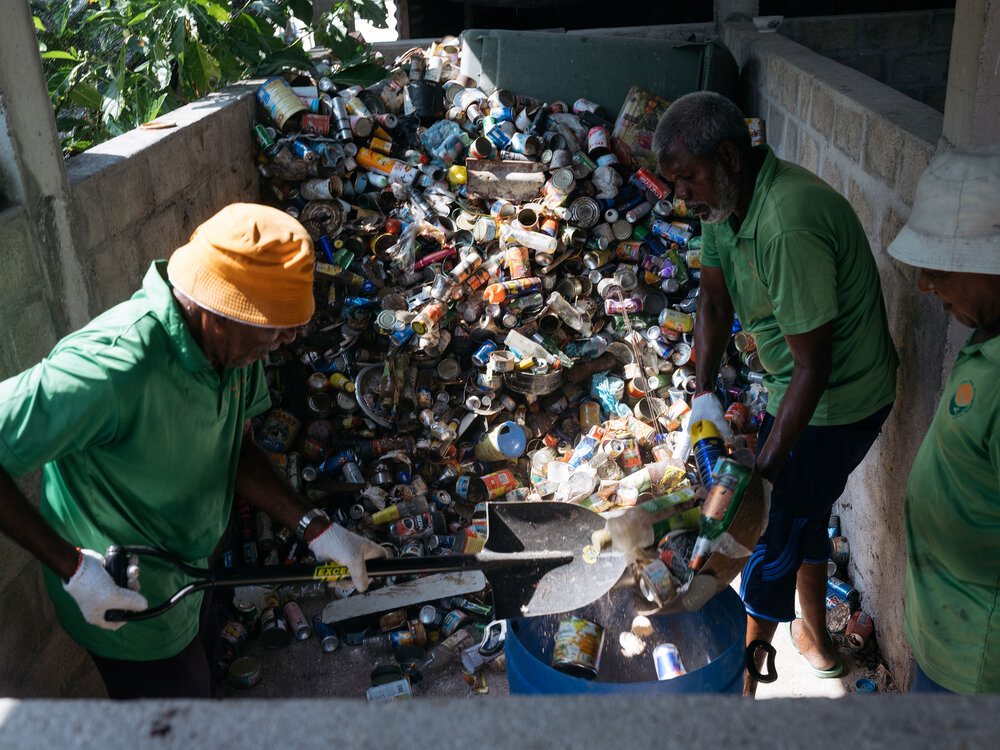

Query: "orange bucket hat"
(167, 203), (315, 327)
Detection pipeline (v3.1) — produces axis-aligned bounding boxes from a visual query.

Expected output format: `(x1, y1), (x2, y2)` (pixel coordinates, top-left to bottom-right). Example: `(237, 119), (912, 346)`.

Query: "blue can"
(318, 449), (358, 476)
(389, 326), (415, 349)
(653, 643), (687, 680)
(471, 340), (498, 367)
(827, 575), (859, 603)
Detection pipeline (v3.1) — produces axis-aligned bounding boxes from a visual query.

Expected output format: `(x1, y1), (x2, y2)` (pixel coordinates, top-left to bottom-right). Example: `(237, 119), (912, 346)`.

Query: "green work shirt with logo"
(904, 332), (1000, 693)
(701, 145), (898, 424)
(0, 261), (270, 661)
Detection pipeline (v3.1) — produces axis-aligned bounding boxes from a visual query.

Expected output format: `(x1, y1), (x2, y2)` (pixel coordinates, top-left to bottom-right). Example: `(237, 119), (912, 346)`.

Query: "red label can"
(845, 610), (874, 651)
(481, 469), (518, 499)
(724, 402), (750, 433)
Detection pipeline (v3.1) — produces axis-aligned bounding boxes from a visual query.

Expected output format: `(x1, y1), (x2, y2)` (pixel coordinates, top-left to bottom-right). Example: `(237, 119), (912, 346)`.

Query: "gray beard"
(700, 163), (741, 224)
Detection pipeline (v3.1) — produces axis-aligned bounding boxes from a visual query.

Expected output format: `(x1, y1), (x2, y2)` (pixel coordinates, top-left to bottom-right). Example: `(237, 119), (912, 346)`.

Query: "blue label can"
(471, 340), (498, 367)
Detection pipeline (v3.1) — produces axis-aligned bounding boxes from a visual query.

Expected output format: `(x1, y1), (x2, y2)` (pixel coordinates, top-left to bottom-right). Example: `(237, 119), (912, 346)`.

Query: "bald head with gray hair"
(653, 91), (751, 162)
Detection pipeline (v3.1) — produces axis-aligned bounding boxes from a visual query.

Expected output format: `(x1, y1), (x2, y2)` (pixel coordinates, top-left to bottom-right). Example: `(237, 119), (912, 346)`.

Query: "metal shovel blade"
(483, 501), (627, 619)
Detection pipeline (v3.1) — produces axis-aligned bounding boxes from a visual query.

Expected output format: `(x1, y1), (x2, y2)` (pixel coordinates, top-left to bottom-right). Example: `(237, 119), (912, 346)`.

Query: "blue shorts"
(739, 404), (891, 622)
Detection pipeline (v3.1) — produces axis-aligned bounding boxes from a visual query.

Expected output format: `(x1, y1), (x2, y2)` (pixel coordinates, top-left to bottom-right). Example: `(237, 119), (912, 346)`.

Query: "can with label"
(827, 575), (860, 605)
(256, 77), (307, 130)
(830, 536), (850, 569)
(552, 617), (605, 680)
(845, 610), (874, 651)
(652, 643), (687, 680)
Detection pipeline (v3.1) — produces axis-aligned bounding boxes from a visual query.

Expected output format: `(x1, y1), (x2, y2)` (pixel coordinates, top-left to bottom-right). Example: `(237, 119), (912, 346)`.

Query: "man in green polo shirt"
(0, 203), (384, 698)
(887, 145), (1000, 694)
(654, 92), (898, 696)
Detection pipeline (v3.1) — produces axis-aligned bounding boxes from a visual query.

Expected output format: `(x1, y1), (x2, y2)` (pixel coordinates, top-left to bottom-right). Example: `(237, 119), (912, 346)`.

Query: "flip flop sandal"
(785, 618), (844, 678)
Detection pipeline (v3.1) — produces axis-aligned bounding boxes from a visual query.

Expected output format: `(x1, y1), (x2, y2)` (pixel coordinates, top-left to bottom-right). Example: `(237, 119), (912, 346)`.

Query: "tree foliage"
(32, 0), (391, 154)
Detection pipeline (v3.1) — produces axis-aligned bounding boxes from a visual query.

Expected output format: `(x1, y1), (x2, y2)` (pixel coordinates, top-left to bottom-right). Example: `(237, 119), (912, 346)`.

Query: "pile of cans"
(825, 516), (875, 654)
(217, 36), (773, 695)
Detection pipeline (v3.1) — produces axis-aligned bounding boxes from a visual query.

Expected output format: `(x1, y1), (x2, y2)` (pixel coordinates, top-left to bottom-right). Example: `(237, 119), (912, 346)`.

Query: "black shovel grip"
(746, 638), (778, 683)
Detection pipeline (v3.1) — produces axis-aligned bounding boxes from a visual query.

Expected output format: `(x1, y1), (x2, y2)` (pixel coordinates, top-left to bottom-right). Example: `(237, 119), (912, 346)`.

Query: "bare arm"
(234, 421), (326, 542)
(694, 265), (736, 395)
(755, 322), (833, 482)
(0, 466), (79, 581)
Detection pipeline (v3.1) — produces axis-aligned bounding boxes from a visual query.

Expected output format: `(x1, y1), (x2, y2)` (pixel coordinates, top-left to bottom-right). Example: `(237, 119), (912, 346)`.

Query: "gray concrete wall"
(724, 21), (948, 689)
(0, 84), (260, 698)
(778, 10), (955, 112)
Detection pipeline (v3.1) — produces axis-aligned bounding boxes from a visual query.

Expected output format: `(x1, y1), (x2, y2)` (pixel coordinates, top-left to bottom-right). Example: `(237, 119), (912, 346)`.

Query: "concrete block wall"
(724, 21), (949, 689)
(0, 83), (260, 698)
(778, 11), (954, 112)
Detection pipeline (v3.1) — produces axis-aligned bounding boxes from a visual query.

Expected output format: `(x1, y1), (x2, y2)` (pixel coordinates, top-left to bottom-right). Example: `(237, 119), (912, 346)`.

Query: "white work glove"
(63, 549), (149, 631)
(688, 391), (734, 443)
(308, 523), (387, 593)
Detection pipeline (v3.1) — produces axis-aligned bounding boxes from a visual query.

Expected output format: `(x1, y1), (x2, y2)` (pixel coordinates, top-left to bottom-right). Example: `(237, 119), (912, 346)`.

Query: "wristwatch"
(296, 508), (330, 539)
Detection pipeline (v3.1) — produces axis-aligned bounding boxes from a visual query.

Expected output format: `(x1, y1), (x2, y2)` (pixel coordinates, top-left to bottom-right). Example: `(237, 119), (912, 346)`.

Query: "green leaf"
(41, 50), (82, 61)
(329, 61), (389, 87)
(145, 92), (169, 122)
(33, 15), (45, 32)
(288, 0), (315, 22)
(68, 82), (104, 112)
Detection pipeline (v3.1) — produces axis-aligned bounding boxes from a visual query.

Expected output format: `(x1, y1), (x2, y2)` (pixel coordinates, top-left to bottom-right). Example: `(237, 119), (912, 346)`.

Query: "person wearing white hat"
(887, 145), (1000, 694)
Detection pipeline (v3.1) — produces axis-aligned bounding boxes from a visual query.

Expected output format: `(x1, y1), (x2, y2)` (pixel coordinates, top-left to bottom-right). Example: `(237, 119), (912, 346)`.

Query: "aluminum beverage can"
(827, 575), (859, 604)
(845, 610), (874, 651)
(653, 643), (687, 680)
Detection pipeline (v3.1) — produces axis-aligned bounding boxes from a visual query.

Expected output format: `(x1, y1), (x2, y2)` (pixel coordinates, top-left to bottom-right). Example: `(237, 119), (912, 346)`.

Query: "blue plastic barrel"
(506, 587), (747, 695)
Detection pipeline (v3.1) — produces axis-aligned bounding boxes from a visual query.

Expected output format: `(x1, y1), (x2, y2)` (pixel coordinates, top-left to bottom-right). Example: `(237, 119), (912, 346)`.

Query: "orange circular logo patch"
(949, 380), (975, 417)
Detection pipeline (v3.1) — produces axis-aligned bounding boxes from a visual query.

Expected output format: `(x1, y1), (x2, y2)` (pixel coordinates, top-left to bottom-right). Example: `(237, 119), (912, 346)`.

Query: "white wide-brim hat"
(887, 145), (1000, 274)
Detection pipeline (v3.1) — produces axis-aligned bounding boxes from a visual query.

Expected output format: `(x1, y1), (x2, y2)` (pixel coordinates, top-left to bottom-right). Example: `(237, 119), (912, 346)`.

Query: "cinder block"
(7, 298), (59, 370)
(70, 180), (109, 253)
(798, 130), (821, 175)
(797, 74), (812, 119)
(766, 56), (783, 99)
(897, 137), (933, 206)
(820, 156), (844, 195)
(783, 119), (800, 163)
(134, 204), (186, 267)
(0, 210), (43, 297)
(833, 103), (864, 161)
(85, 235), (143, 311)
(848, 178), (877, 242)
(880, 206), (909, 256)
(925, 86), (947, 113)
(799, 16), (859, 55)
(809, 83), (835, 138)
(929, 9), (956, 46)
(145, 130), (197, 207)
(94, 159), (156, 239)
(780, 65), (800, 115)
(889, 52), (951, 88)
(764, 100), (786, 154)
(839, 52), (886, 83)
(863, 117), (903, 186)
(863, 13), (922, 49)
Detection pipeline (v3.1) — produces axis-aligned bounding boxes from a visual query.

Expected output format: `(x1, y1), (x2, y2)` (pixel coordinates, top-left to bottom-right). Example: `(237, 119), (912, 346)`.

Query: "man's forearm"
(0, 467), (79, 580)
(234, 436), (318, 537)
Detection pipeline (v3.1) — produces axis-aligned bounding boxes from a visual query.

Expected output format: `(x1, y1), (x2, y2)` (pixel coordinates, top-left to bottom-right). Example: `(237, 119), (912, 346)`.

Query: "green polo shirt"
(904, 332), (1000, 693)
(701, 145), (897, 424)
(0, 261), (270, 661)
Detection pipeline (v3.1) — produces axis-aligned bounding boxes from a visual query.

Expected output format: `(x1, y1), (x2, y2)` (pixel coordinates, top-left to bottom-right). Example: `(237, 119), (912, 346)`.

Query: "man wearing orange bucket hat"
(886, 146), (1000, 694)
(0, 203), (384, 698)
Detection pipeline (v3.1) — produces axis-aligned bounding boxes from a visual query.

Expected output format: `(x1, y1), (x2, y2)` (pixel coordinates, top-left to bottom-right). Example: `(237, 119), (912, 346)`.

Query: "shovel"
(104, 501), (627, 622)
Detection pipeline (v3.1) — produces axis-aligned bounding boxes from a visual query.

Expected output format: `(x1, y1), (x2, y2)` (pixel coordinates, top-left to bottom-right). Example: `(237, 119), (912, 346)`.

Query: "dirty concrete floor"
(217, 580), (893, 701)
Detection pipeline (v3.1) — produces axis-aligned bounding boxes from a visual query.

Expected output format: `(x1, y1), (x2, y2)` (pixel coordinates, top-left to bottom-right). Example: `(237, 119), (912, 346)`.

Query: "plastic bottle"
(591, 487), (698, 561)
(409, 625), (479, 683)
(688, 458), (753, 575)
(500, 222), (559, 253)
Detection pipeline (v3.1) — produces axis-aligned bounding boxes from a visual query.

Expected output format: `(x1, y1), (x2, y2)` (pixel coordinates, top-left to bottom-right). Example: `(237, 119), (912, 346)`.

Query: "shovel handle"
(746, 639), (778, 684)
(103, 545), (572, 622)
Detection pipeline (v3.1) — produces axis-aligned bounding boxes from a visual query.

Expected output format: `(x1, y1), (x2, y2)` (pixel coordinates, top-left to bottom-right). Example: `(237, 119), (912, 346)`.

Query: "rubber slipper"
(784, 619), (844, 678)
